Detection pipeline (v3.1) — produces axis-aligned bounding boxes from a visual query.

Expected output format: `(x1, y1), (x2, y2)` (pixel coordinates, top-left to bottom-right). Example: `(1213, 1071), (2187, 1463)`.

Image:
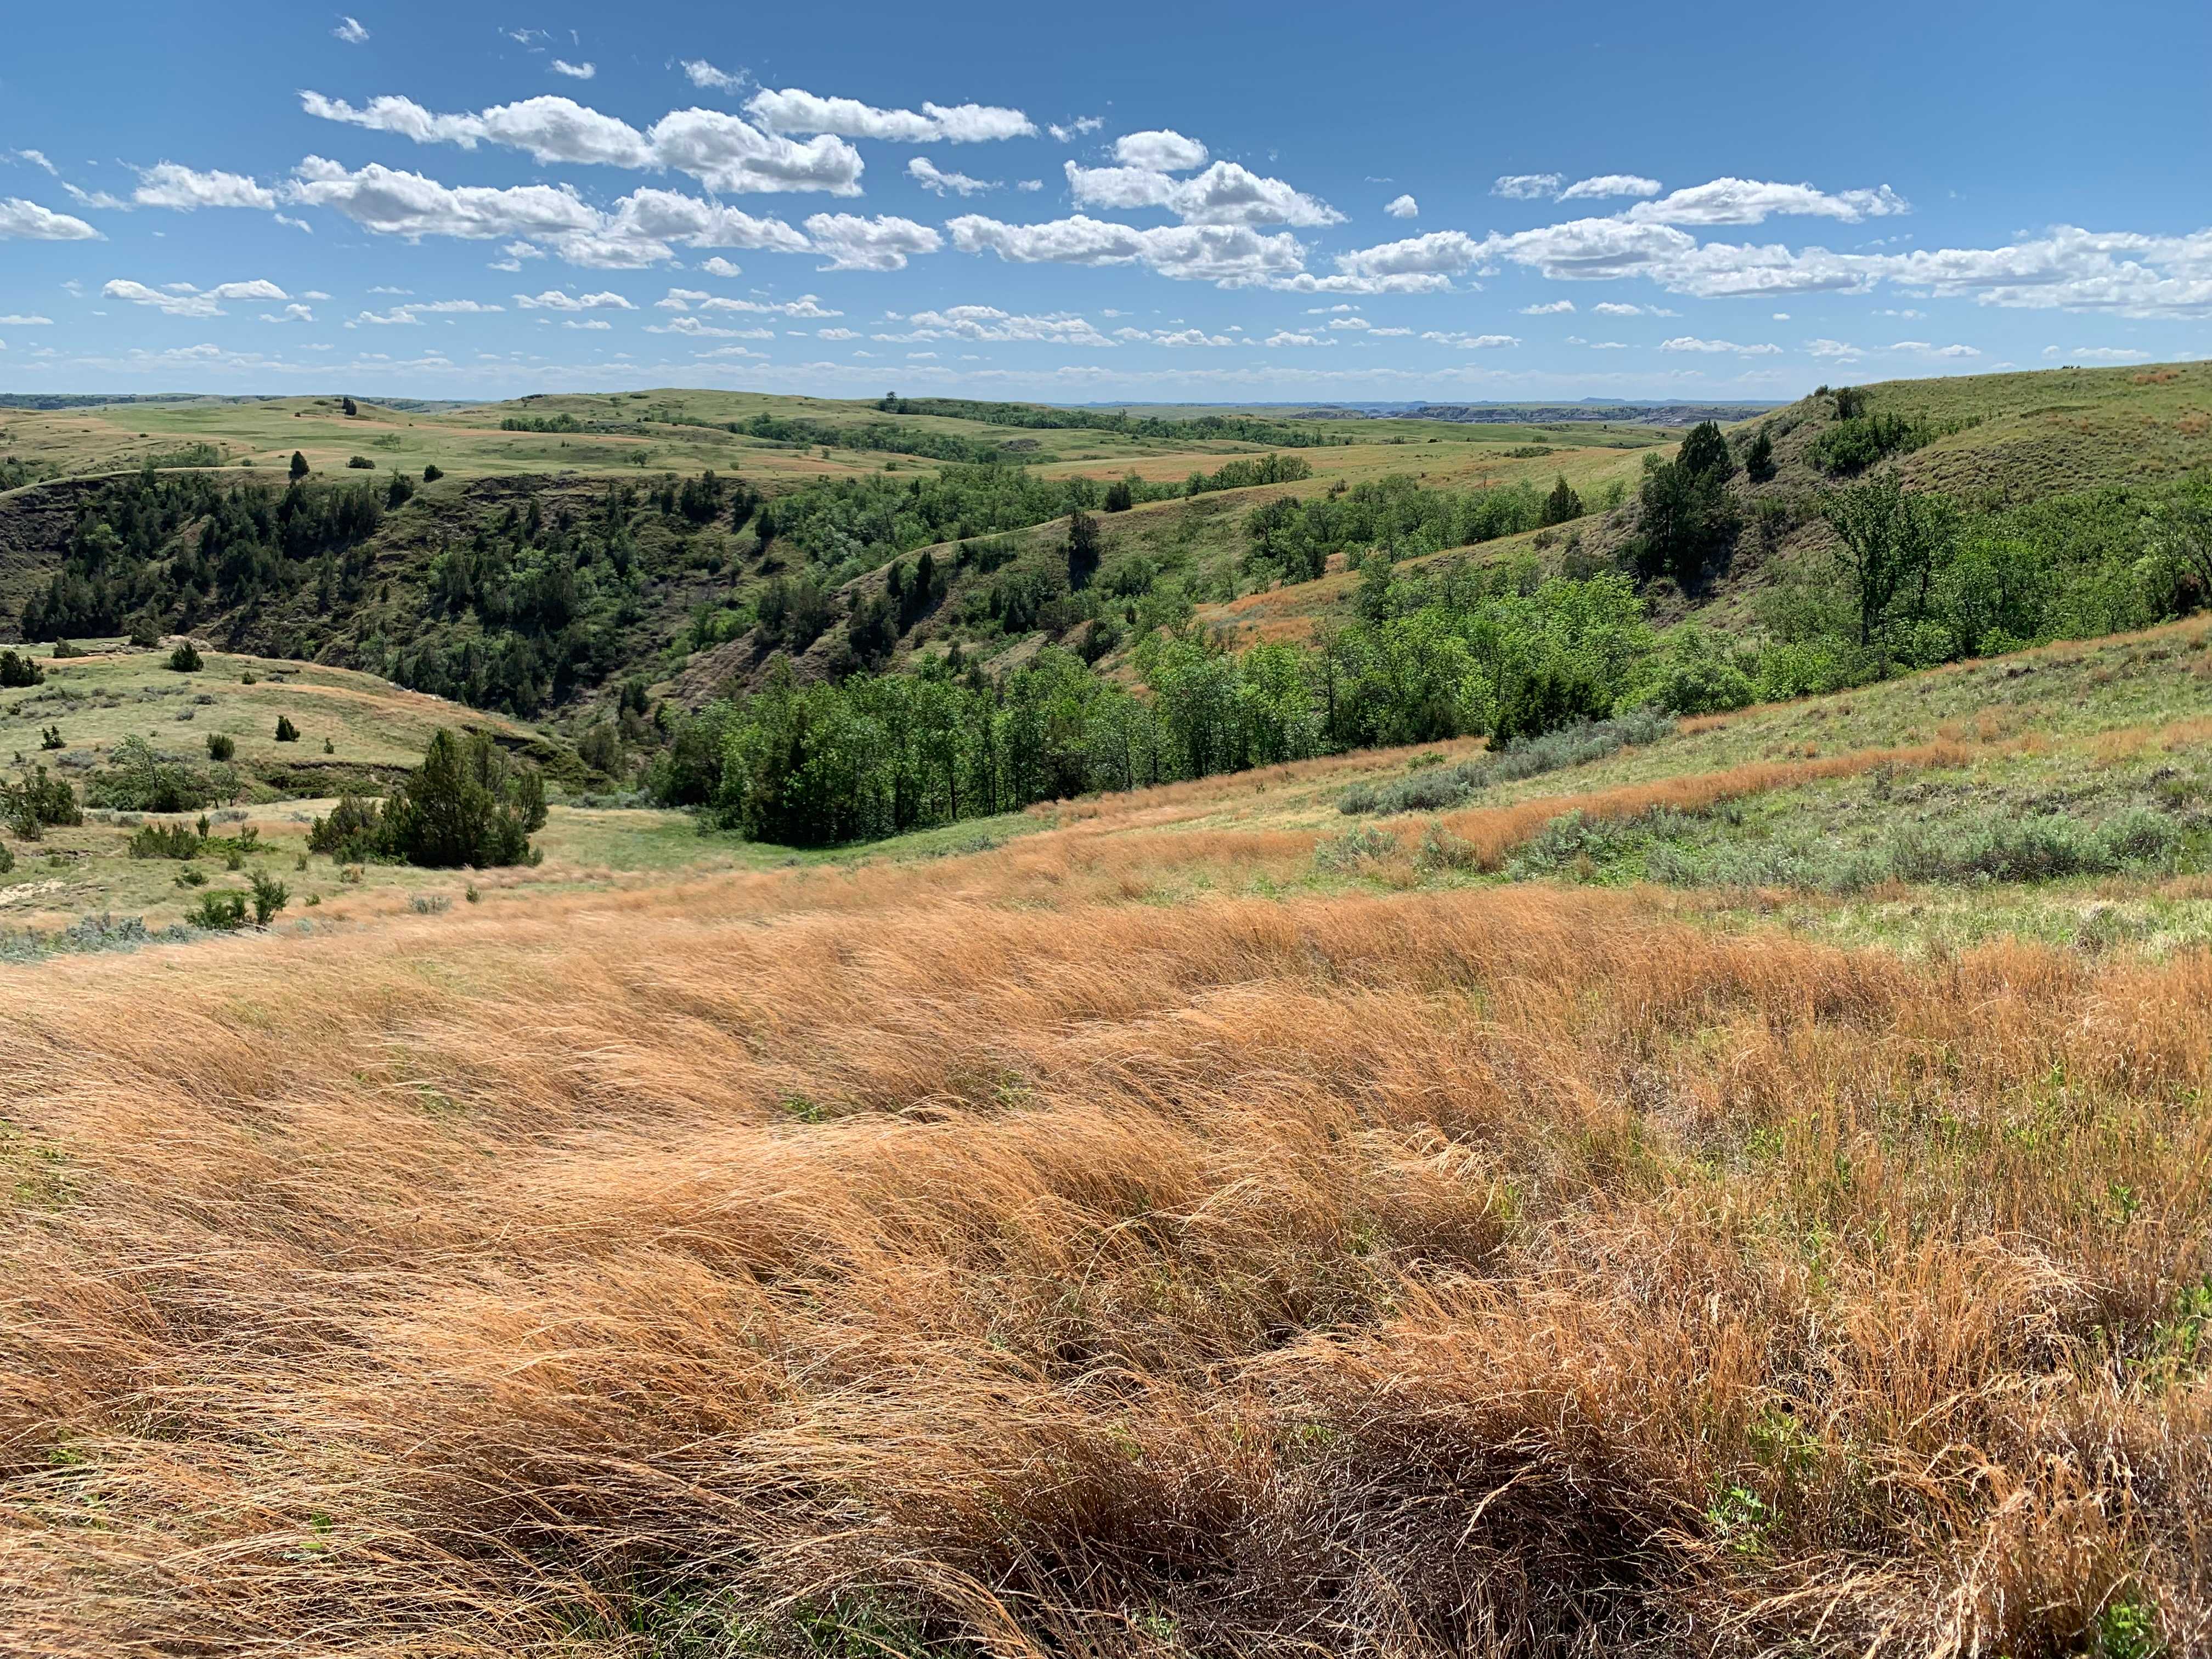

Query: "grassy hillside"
(8, 616), (2212, 1655)
(1197, 358), (2212, 649)
(0, 362), (2205, 863)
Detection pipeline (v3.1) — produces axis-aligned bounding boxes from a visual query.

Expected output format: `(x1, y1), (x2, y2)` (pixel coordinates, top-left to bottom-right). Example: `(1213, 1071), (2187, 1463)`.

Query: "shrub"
(1339, 707), (1675, 817)
(187, 890), (250, 930)
(307, 793), (384, 861)
(0, 649), (43, 687)
(206, 733), (236, 762)
(1413, 820), (1477, 874)
(168, 641), (204, 673)
(346, 455), (375, 470)
(379, 729), (546, 868)
(127, 822), (203, 860)
(40, 725), (64, 751)
(84, 735), (214, 814)
(1313, 825), (1398, 871)
(126, 619), (160, 649)
(1493, 657), (1610, 744)
(2, 765), (81, 838)
(422, 463), (444, 482)
(274, 715), (300, 743)
(249, 870), (289, 926)
(52, 639), (85, 658)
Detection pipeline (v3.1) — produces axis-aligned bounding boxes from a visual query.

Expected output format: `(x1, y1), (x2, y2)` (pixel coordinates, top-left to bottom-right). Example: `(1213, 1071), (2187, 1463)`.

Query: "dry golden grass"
(4, 786), (2211, 1658)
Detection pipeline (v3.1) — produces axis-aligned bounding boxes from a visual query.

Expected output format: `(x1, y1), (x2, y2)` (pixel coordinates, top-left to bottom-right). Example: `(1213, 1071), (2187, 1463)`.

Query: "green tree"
(2150, 470), (2212, 607)
(1677, 420), (1733, 481)
(289, 451), (309, 482)
(168, 640), (204, 672)
(274, 714), (300, 742)
(1065, 508), (1101, 590)
(379, 729), (546, 867)
(1743, 428), (1776, 483)
(1541, 475), (1584, 527)
(1635, 426), (1739, 590)
(1819, 472), (1959, 651)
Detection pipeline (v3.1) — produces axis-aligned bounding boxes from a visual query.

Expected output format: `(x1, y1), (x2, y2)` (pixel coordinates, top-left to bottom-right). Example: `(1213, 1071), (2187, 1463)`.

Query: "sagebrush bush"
(84, 736), (213, 814)
(1341, 708), (1677, 817)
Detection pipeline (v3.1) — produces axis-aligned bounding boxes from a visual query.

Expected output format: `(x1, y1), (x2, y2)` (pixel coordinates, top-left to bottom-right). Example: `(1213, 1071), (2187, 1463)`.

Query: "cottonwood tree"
(1819, 472), (1959, 651)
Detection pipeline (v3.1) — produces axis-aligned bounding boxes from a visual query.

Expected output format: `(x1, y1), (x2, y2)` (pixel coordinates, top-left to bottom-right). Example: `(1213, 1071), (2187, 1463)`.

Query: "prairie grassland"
(0, 391), (1672, 495)
(7, 723), (2212, 1657)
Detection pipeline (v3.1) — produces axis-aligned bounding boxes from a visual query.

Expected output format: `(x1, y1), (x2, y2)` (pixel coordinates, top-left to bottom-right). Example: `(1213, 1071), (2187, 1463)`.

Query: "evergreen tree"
(1542, 475), (1584, 527)
(1743, 428), (1777, 484)
(1065, 509), (1101, 590)
(289, 452), (309, 481)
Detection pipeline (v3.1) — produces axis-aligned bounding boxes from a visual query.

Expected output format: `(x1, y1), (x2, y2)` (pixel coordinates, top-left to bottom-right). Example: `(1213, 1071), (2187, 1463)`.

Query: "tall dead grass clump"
(2, 861), (2210, 1655)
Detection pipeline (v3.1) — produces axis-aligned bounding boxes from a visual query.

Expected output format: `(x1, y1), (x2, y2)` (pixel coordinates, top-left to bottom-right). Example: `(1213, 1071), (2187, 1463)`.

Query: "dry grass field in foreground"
(4, 808), (2212, 1657)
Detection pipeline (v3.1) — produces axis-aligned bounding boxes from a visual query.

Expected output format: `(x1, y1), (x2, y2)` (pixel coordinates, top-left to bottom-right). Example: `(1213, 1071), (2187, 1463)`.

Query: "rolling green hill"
(0, 363), (2205, 856)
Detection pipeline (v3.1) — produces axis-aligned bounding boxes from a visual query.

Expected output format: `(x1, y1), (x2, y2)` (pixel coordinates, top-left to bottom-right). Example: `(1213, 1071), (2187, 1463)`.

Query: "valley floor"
(6, 621), (2212, 1656)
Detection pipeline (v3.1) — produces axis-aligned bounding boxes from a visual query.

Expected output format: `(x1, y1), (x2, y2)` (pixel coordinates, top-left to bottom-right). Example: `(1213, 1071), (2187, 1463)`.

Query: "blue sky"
(3, 0), (2208, 403)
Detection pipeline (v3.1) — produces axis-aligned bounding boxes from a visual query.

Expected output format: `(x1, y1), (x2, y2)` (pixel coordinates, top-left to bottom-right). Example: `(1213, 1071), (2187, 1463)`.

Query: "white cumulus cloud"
(133, 163), (276, 211)
(909, 157), (996, 196)
(1625, 178), (1909, 226)
(1557, 174), (1662, 201)
(1384, 193), (1418, 219)
(681, 60), (745, 94)
(103, 277), (287, 317)
(744, 87), (1034, 143)
(1065, 157), (1341, 228)
(1659, 335), (1783, 354)
(947, 212), (1307, 287)
(0, 197), (100, 240)
(801, 212), (942, 270)
(1113, 129), (1208, 171)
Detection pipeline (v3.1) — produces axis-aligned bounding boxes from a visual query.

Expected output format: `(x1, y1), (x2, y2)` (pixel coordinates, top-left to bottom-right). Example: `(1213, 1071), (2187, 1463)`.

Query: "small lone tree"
(206, 732), (236, 761)
(0, 650), (43, 688)
(1743, 428), (1777, 484)
(274, 715), (300, 743)
(422, 462), (443, 482)
(168, 641), (204, 673)
(1541, 475), (1584, 527)
(341, 395), (359, 417)
(1066, 508), (1101, 590)
(377, 729), (547, 868)
(289, 451), (309, 481)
